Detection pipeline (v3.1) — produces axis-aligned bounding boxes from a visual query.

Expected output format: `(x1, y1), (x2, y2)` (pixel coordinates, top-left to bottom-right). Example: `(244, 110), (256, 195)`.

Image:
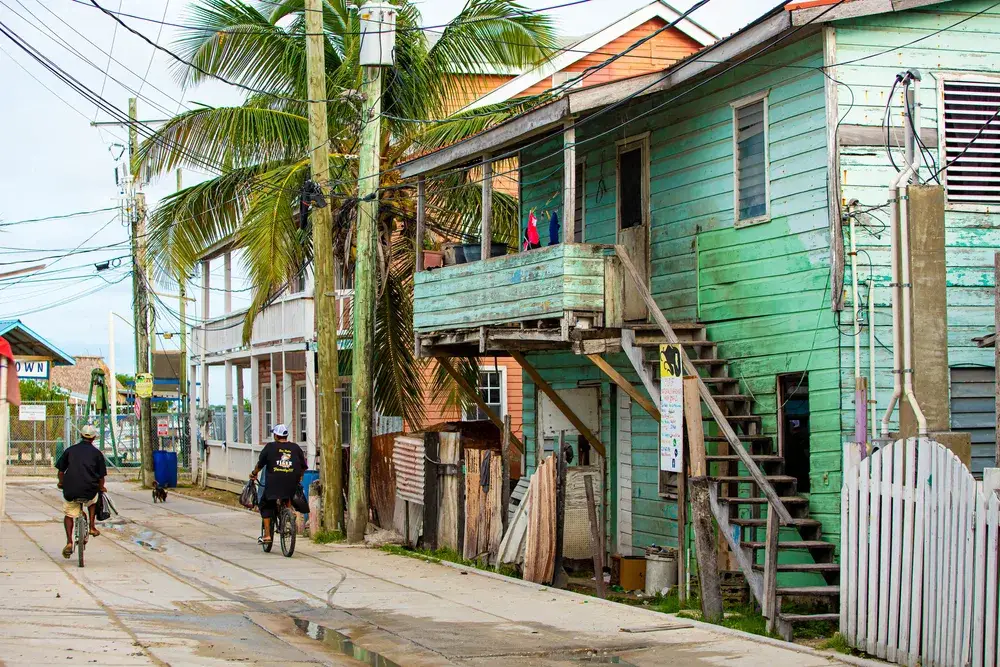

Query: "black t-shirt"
(55, 441), (107, 501)
(257, 440), (306, 500)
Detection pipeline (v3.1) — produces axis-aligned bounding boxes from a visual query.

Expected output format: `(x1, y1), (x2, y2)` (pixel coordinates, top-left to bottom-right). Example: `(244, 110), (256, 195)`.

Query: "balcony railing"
(192, 292), (315, 358)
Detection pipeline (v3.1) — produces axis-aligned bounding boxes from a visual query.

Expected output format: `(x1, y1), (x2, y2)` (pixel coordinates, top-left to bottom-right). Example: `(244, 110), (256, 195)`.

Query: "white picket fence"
(841, 438), (1000, 666)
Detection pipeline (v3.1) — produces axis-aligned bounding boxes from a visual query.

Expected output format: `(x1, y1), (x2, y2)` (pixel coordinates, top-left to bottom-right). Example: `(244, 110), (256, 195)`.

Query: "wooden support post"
(553, 431), (568, 589)
(677, 452), (687, 605)
(563, 120), (576, 244)
(584, 474), (605, 598)
(415, 176), (426, 273)
(510, 350), (606, 458)
(501, 414), (512, 536)
(423, 432), (440, 551)
(615, 245), (792, 524)
(481, 155), (493, 261)
(586, 354), (659, 421)
(763, 507), (781, 634)
(436, 356), (524, 454)
(684, 377), (722, 621)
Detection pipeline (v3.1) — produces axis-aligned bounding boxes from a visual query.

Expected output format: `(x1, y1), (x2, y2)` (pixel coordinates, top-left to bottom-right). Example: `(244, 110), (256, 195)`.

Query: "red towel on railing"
(0, 337), (20, 407)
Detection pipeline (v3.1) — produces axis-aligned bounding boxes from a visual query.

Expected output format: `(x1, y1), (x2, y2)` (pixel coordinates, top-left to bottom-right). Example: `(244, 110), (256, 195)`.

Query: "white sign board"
(157, 417), (169, 437)
(15, 359), (49, 380)
(659, 345), (684, 473)
(18, 404), (46, 422)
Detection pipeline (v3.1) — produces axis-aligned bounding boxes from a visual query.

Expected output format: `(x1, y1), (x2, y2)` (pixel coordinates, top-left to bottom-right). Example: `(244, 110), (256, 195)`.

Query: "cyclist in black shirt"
(250, 425), (305, 547)
(54, 425), (107, 558)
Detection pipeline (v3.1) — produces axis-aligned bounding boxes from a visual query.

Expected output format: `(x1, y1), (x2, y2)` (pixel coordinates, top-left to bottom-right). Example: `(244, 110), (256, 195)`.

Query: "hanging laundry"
(549, 210), (560, 246)
(523, 211), (541, 250)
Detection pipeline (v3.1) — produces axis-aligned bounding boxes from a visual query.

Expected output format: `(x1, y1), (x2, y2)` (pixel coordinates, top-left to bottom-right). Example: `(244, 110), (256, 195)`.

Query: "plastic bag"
(239, 478), (259, 509)
(291, 486), (309, 514)
(96, 492), (116, 521)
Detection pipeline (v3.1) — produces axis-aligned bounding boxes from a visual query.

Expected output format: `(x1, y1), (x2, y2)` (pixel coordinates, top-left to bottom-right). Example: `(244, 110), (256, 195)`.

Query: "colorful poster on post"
(659, 344), (684, 473)
(135, 373), (154, 399)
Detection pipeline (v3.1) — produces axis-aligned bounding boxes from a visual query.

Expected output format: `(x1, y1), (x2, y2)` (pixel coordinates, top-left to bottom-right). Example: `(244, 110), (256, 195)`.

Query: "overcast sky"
(0, 0), (776, 379)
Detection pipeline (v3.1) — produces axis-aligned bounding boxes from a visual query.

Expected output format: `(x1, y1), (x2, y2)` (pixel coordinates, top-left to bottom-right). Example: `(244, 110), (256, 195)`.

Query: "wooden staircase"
(627, 322), (841, 636)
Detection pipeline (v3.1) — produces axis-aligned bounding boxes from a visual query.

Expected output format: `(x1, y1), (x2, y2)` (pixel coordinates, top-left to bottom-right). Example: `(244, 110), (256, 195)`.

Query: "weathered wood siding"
(835, 1), (1000, 479)
(519, 34), (839, 546)
(413, 243), (610, 333)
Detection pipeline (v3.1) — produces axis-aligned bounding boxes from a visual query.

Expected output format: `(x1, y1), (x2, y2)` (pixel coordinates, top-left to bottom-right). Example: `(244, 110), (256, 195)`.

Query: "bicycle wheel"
(76, 514), (86, 568)
(280, 507), (296, 557)
(260, 518), (274, 553)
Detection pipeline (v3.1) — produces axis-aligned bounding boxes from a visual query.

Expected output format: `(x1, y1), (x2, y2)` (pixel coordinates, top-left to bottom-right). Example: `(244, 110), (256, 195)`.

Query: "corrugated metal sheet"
(393, 435), (425, 504)
(950, 367), (996, 478)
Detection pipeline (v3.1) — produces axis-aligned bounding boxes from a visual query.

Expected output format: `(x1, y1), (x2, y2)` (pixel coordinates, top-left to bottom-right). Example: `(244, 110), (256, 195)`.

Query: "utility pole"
(128, 98), (154, 487)
(305, 0), (342, 534)
(177, 168), (189, 469)
(348, 2), (395, 543)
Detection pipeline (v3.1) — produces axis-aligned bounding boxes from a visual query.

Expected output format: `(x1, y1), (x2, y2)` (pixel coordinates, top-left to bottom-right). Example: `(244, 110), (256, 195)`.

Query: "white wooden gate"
(841, 438), (1000, 666)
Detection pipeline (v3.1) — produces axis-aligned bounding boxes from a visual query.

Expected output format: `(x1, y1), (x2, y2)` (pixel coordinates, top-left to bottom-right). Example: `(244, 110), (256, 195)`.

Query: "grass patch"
(379, 545), (521, 579)
(312, 529), (345, 544)
(820, 633), (853, 654)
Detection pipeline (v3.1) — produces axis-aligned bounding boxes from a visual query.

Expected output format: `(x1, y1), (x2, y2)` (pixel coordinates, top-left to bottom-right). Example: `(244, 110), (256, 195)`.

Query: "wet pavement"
(0, 478), (864, 666)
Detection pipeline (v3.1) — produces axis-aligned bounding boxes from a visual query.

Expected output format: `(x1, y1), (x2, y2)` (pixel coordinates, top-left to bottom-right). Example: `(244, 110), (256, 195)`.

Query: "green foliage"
(18, 380), (68, 403)
(312, 529), (345, 544)
(139, 0), (557, 430)
(115, 373), (134, 388)
(820, 633), (854, 654)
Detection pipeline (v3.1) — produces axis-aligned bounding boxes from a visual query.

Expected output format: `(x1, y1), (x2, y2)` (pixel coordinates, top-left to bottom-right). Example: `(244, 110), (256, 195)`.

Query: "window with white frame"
(464, 370), (504, 421)
(941, 78), (1000, 205)
(297, 384), (307, 443)
(733, 93), (769, 224)
(261, 386), (273, 438)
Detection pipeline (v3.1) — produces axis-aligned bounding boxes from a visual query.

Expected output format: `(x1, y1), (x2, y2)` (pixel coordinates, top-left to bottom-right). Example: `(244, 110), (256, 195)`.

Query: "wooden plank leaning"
(436, 356), (524, 455)
(613, 245), (792, 525)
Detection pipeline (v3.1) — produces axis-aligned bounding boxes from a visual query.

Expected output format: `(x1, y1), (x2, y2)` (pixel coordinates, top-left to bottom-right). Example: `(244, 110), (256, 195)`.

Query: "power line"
(0, 206), (118, 227)
(94, 0), (122, 120)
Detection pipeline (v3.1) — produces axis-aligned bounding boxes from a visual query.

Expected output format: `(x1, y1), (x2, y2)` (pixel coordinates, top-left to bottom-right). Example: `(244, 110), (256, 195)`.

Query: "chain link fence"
(7, 401), (70, 475)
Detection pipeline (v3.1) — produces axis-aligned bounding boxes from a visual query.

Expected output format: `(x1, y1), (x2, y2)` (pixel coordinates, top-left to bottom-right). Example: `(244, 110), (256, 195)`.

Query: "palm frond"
(135, 104), (310, 176)
(371, 264), (425, 428)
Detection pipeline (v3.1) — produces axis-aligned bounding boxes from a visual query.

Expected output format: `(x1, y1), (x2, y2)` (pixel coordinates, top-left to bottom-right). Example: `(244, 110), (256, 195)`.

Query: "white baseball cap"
(272, 424), (289, 438)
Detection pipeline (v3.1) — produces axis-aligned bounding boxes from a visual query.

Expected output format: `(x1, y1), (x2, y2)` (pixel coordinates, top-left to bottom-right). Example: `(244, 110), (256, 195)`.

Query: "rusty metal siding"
(393, 435), (425, 504)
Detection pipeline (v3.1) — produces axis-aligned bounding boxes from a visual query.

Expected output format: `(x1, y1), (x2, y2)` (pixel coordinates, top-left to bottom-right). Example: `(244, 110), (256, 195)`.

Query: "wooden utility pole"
(129, 98), (154, 487)
(177, 168), (190, 470)
(304, 0), (342, 534)
(347, 64), (385, 542)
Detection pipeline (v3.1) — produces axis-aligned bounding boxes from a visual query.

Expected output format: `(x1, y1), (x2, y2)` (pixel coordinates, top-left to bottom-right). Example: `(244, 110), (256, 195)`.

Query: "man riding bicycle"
(249, 424), (305, 548)
(54, 424), (107, 558)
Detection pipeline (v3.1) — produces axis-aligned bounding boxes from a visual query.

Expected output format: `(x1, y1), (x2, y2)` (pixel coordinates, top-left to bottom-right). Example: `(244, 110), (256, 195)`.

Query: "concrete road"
(1, 478), (860, 666)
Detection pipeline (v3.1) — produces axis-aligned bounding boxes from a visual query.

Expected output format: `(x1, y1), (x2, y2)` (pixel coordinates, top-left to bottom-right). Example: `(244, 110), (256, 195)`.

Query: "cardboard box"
(612, 555), (646, 591)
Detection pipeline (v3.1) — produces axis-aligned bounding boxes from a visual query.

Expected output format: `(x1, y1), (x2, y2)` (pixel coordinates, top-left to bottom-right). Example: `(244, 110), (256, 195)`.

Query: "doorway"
(777, 373), (810, 493)
(617, 134), (650, 321)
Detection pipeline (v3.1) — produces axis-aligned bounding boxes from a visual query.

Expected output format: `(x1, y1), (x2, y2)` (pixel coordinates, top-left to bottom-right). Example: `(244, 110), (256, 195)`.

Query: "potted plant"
(422, 236), (444, 269)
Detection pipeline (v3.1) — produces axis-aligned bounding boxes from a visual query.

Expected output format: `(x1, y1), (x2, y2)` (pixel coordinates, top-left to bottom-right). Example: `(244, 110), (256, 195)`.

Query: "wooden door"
(617, 135), (650, 321)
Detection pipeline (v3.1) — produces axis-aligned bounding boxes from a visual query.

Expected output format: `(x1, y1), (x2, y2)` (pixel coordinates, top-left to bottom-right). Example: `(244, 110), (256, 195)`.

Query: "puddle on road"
(133, 529), (165, 552)
(292, 618), (401, 666)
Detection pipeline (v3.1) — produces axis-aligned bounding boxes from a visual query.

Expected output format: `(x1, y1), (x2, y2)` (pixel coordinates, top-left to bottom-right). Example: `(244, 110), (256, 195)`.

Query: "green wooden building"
(400, 0), (1000, 634)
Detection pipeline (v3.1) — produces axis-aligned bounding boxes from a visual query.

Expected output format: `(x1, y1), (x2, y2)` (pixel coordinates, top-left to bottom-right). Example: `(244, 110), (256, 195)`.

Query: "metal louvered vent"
(943, 79), (1000, 204)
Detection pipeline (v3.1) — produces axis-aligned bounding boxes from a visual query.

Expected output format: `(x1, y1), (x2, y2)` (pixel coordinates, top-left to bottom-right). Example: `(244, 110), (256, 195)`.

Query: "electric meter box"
(359, 2), (397, 67)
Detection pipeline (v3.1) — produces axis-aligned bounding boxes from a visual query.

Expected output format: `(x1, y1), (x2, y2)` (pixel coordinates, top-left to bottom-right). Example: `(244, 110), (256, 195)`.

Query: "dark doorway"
(777, 373), (810, 493)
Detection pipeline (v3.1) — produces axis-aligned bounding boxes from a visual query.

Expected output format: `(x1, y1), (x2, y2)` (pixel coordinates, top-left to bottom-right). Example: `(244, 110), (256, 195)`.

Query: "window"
(464, 370), (504, 421)
(941, 78), (1000, 206)
(340, 382), (351, 445)
(574, 161), (585, 242)
(297, 384), (307, 443)
(617, 138), (648, 230)
(261, 386), (273, 437)
(733, 93), (769, 225)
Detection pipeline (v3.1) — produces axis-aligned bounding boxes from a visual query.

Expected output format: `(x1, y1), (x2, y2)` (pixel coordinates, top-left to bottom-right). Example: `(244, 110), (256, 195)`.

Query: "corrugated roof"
(0, 320), (75, 365)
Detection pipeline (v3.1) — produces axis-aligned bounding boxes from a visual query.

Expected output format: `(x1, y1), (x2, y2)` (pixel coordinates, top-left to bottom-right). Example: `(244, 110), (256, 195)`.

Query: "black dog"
(152, 482), (168, 503)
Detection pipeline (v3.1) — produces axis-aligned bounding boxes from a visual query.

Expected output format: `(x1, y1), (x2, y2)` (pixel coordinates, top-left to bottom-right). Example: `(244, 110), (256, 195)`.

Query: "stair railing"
(614, 245), (792, 635)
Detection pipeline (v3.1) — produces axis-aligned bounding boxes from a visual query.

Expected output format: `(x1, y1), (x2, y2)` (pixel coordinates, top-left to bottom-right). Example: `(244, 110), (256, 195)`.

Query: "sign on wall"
(157, 417), (169, 437)
(15, 358), (49, 380)
(659, 344), (684, 473)
(18, 404), (46, 421)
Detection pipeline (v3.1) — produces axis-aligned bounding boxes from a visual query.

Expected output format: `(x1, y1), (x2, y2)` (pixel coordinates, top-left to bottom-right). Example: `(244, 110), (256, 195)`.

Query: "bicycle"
(69, 498), (90, 568)
(258, 500), (296, 557)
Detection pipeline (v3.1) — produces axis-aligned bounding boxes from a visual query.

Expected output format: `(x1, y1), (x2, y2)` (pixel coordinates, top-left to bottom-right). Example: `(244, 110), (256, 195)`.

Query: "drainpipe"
(899, 72), (929, 437)
(880, 71), (928, 438)
(868, 278), (877, 443)
(847, 200), (868, 451)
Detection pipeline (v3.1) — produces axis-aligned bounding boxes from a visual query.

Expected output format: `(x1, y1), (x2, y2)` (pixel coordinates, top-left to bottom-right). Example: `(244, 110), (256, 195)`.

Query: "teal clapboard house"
(400, 0), (1000, 635)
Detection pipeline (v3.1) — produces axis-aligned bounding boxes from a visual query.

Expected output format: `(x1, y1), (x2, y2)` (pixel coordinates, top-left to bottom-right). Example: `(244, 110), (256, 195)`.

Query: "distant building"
(0, 319), (74, 384)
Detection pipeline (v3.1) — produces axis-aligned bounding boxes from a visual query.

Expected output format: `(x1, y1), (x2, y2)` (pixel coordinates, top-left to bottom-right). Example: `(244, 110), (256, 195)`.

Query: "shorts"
(63, 496), (97, 519)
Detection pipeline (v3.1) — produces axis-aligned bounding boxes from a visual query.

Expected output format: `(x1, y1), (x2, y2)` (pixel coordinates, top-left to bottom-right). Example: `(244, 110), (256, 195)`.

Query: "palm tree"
(138, 0), (556, 427)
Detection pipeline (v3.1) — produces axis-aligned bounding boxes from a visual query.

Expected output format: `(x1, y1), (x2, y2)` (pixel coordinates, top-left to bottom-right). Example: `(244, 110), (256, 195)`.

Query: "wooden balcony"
(413, 243), (622, 337)
(191, 292), (318, 359)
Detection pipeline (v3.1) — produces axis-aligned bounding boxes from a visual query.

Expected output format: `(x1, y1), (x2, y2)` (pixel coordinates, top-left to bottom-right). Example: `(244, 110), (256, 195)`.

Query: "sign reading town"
(15, 358), (49, 380)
